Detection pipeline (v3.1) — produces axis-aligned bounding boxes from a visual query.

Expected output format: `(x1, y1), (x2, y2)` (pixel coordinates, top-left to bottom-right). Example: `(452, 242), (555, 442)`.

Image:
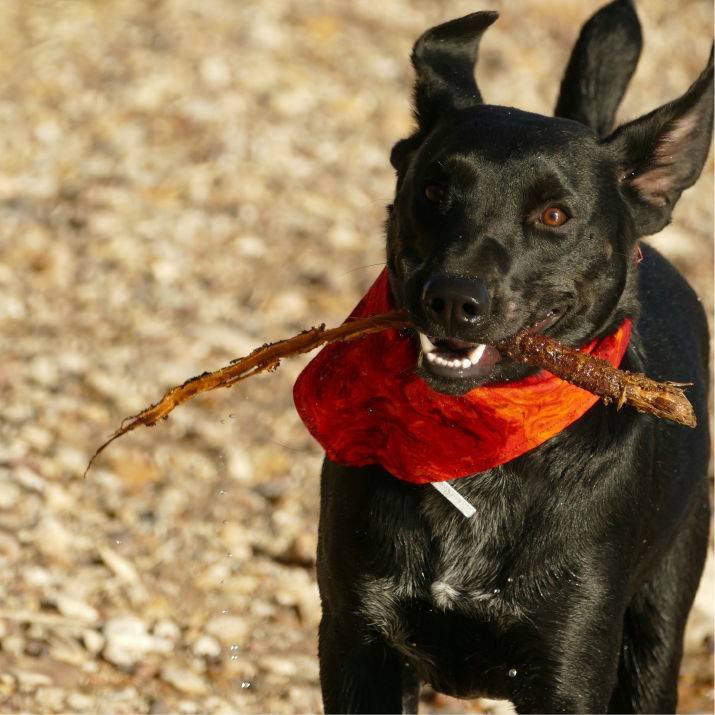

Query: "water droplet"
(219, 490), (226, 495)
(244, 396), (249, 400)
(231, 645), (238, 650)
(229, 414), (236, 419)
(508, 668), (517, 677)
(227, 553), (232, 558)
(116, 540), (121, 544)
(231, 655), (237, 660)
(222, 610), (228, 614)
(241, 682), (251, 689)
(507, 577), (514, 583)
(223, 520), (229, 525)
(492, 588), (500, 595)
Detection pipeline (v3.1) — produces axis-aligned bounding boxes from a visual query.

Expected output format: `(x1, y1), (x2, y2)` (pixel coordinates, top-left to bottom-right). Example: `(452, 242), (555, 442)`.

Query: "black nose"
(422, 276), (489, 331)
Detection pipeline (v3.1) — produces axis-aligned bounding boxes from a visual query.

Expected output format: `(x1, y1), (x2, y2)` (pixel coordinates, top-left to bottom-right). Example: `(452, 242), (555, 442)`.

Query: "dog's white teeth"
(461, 358), (472, 369)
(468, 344), (487, 363)
(419, 332), (437, 355)
(425, 351), (437, 363)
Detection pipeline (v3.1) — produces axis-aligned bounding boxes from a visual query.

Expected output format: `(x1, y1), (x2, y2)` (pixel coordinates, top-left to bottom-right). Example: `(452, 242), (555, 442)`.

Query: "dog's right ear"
(555, 0), (642, 136)
(391, 12), (498, 181)
(607, 48), (714, 236)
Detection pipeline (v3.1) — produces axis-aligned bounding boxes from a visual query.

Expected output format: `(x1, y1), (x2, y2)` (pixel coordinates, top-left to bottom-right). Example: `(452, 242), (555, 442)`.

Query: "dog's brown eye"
(425, 184), (446, 203)
(541, 207), (568, 227)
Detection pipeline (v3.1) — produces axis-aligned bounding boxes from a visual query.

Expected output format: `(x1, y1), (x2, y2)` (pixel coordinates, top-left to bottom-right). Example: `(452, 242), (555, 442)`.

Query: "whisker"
(339, 262), (387, 277)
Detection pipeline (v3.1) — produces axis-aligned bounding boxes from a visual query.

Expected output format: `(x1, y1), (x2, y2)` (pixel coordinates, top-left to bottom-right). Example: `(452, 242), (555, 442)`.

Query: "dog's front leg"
(508, 583), (626, 714)
(318, 613), (418, 714)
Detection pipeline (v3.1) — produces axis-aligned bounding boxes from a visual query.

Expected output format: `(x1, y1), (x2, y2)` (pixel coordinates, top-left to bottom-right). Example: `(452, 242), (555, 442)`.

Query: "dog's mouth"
(418, 307), (565, 380)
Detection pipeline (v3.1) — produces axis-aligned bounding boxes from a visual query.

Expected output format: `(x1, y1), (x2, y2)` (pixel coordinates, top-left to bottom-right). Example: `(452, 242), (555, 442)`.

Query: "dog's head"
(385, 0), (713, 395)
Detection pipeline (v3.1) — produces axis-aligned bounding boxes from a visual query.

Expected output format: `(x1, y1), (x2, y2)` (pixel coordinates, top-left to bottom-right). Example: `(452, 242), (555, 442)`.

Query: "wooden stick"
(84, 311), (409, 476)
(494, 328), (696, 427)
(84, 312), (695, 476)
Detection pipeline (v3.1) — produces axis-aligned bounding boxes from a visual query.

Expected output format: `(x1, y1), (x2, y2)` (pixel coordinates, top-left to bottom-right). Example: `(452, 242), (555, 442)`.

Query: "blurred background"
(0, 0), (711, 712)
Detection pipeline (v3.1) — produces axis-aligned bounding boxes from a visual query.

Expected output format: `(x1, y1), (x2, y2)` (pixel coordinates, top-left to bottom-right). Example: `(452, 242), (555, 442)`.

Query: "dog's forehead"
(420, 105), (601, 166)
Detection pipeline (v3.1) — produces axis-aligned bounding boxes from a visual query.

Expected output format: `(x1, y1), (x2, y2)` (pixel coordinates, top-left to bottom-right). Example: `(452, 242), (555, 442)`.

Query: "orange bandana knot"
(294, 269), (632, 484)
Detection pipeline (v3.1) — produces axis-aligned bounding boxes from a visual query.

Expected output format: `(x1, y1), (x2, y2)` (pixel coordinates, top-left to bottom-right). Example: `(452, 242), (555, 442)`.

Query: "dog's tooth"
(419, 333), (437, 355)
(461, 358), (471, 369)
(425, 351), (437, 363)
(468, 344), (486, 363)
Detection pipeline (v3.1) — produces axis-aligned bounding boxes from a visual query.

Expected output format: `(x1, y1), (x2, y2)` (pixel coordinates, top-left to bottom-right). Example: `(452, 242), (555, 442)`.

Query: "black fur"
(316, 2), (713, 712)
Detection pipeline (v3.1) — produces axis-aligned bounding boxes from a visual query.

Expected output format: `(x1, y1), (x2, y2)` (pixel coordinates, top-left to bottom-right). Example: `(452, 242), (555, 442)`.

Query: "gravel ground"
(0, 0), (712, 713)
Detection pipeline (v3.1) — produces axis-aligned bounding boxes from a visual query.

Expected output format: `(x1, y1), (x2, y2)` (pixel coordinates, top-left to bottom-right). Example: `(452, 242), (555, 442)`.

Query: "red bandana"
(294, 269), (631, 485)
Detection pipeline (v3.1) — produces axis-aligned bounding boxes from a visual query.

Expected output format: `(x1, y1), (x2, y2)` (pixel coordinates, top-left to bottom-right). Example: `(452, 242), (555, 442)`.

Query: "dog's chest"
(356, 484), (532, 699)
(358, 474), (529, 642)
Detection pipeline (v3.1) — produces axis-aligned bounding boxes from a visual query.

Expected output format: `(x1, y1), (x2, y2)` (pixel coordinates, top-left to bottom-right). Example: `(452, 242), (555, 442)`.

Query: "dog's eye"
(424, 184), (446, 203)
(541, 207), (568, 227)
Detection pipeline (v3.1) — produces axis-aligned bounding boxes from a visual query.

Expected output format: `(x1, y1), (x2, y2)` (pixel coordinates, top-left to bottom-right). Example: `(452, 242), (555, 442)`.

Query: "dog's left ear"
(555, 0), (642, 136)
(391, 12), (498, 181)
(607, 47), (714, 236)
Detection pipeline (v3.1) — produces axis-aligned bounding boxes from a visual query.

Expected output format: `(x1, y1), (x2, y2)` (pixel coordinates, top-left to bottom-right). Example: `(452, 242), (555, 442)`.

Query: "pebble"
(10, 668), (54, 692)
(56, 595), (100, 624)
(98, 545), (141, 584)
(12, 465), (46, 493)
(204, 615), (249, 646)
(82, 628), (106, 655)
(0, 480), (21, 510)
(159, 666), (209, 696)
(34, 686), (67, 711)
(153, 618), (182, 643)
(2, 634), (26, 656)
(193, 634), (221, 658)
(66, 692), (96, 711)
(102, 615), (174, 667)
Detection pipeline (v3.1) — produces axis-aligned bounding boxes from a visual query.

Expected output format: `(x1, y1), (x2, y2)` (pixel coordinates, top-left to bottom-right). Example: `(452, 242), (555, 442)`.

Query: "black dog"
(314, 1), (713, 712)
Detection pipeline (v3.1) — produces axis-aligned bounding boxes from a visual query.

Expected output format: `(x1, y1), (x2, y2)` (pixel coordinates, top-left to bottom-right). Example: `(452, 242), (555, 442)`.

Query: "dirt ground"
(0, 0), (712, 713)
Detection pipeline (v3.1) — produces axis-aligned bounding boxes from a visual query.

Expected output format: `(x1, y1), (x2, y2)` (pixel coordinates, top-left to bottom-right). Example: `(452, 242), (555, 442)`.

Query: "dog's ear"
(410, 11), (498, 131)
(391, 12), (498, 180)
(607, 47), (714, 236)
(555, 0), (642, 137)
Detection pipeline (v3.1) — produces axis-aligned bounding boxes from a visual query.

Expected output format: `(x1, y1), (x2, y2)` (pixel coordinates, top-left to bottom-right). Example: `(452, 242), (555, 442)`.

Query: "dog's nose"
(422, 276), (489, 331)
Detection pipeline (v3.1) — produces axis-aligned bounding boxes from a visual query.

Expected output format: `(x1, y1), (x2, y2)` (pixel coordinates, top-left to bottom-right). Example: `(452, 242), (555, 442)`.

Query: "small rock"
(159, 666), (209, 696)
(0, 481), (21, 510)
(12, 465), (46, 492)
(66, 692), (96, 711)
(82, 628), (106, 655)
(102, 615), (173, 667)
(98, 545), (141, 584)
(259, 656), (297, 677)
(153, 618), (181, 643)
(56, 595), (100, 624)
(1, 634), (26, 656)
(34, 686), (67, 711)
(193, 634), (221, 658)
(10, 668), (53, 693)
(205, 615), (249, 646)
